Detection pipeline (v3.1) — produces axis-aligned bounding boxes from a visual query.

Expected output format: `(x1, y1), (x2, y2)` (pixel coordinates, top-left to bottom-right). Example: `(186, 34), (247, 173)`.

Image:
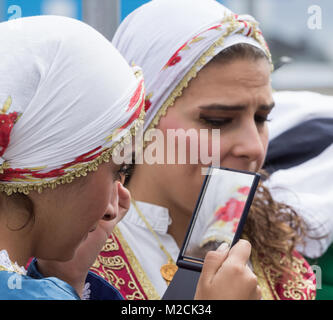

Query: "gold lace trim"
(144, 14), (273, 142)
(251, 249), (277, 300)
(0, 108), (145, 196)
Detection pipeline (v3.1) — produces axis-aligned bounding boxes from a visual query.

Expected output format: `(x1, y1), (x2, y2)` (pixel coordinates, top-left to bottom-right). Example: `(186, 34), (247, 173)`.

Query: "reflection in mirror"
(183, 167), (256, 261)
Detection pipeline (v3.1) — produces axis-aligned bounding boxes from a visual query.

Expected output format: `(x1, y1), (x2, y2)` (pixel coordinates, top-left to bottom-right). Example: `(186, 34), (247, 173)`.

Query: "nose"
(103, 182), (120, 221)
(229, 120), (266, 168)
(102, 203), (114, 221)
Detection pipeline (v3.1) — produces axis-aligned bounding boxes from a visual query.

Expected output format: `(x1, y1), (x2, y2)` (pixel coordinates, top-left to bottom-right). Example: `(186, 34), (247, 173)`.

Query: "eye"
(114, 164), (133, 182)
(199, 115), (232, 128)
(254, 114), (271, 125)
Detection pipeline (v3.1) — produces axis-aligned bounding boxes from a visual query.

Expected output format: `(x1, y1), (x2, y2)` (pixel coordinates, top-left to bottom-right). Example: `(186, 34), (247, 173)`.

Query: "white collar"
(0, 250), (27, 275)
(123, 201), (172, 234)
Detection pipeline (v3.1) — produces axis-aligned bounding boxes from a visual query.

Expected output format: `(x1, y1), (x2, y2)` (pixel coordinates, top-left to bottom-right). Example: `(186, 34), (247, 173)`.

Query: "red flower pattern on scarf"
(127, 80), (144, 112)
(144, 98), (152, 112)
(0, 112), (19, 157)
(163, 41), (192, 69)
(215, 198), (245, 222)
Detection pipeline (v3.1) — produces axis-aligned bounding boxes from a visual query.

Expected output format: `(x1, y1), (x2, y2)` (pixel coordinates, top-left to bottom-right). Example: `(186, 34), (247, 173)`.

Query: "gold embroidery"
(251, 248), (275, 300)
(189, 36), (205, 44)
(260, 255), (282, 300)
(144, 14), (273, 140)
(251, 249), (316, 300)
(102, 234), (120, 252)
(113, 226), (160, 300)
(94, 255), (131, 290)
(91, 227), (160, 300)
(146, 92), (153, 101)
(0, 162), (10, 175)
(1, 96), (12, 114)
(180, 45), (191, 51)
(281, 255), (316, 300)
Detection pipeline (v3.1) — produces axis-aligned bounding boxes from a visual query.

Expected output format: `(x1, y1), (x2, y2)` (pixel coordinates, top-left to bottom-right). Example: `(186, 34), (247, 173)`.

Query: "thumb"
(200, 242), (229, 284)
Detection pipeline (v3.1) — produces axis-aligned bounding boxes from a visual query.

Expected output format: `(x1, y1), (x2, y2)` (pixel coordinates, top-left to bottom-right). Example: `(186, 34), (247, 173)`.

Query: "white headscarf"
(113, 0), (272, 133)
(0, 16), (145, 195)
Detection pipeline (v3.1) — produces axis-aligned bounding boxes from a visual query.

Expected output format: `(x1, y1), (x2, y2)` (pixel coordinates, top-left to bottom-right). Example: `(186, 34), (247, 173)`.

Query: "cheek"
(261, 126), (269, 154)
(258, 126), (269, 167)
(84, 175), (114, 222)
(158, 108), (189, 131)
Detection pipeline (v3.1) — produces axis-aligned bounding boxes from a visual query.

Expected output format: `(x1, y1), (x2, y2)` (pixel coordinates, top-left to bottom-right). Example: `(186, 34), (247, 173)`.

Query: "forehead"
(181, 58), (273, 107)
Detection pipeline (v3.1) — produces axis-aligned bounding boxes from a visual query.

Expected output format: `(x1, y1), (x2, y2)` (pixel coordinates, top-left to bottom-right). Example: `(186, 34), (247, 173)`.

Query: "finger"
(226, 239), (252, 267)
(200, 245), (229, 284)
(217, 242), (230, 253)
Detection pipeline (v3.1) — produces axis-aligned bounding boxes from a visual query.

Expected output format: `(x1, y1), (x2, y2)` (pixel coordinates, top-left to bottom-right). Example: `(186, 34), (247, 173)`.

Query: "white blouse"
(117, 201), (179, 298)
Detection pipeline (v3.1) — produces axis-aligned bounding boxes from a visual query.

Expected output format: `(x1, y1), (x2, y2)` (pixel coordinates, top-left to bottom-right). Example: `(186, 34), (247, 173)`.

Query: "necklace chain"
(131, 198), (178, 285)
(131, 198), (175, 263)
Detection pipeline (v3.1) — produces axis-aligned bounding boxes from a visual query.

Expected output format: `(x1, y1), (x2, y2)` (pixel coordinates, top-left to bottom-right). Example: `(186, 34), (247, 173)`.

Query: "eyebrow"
(198, 102), (275, 111)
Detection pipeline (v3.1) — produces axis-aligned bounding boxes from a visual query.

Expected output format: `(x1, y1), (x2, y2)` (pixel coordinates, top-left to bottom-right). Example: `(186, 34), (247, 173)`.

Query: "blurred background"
(0, 0), (332, 94)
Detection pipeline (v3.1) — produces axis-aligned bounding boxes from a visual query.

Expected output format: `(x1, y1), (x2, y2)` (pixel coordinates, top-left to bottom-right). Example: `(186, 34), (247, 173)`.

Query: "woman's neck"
(0, 215), (34, 268)
(128, 165), (192, 247)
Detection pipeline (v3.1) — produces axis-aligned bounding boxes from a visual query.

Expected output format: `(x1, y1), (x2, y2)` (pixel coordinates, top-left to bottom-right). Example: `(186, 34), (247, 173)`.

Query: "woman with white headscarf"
(0, 14), (260, 301)
(92, 0), (316, 300)
(0, 15), (144, 299)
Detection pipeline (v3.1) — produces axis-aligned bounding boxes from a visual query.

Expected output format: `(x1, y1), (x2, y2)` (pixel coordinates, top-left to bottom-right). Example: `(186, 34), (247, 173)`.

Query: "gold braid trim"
(251, 248), (276, 300)
(144, 15), (273, 142)
(0, 108), (145, 196)
(113, 226), (160, 300)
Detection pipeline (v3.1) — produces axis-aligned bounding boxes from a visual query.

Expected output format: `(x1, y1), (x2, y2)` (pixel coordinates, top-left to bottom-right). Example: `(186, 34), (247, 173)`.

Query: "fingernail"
(217, 242), (229, 253)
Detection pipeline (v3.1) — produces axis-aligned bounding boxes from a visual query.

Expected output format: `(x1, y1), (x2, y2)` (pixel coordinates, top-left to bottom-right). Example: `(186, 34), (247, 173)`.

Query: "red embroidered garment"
(90, 228), (159, 300)
(93, 228), (316, 300)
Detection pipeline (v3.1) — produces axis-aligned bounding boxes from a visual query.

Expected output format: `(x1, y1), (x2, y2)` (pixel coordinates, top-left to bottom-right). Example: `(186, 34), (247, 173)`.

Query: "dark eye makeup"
(113, 163), (133, 181)
(254, 114), (271, 124)
(199, 115), (232, 127)
(199, 112), (271, 128)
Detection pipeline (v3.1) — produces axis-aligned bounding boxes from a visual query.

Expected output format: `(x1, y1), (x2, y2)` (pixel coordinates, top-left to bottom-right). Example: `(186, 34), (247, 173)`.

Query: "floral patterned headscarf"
(0, 16), (145, 195)
(113, 0), (272, 135)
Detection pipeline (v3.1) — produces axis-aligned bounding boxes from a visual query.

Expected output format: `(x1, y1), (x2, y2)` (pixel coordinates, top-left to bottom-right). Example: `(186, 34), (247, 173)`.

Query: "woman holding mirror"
(90, 0), (316, 300)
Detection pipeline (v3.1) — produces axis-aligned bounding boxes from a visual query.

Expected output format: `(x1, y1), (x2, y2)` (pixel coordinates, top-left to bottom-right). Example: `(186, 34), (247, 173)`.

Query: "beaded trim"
(0, 108), (145, 195)
(144, 14), (273, 142)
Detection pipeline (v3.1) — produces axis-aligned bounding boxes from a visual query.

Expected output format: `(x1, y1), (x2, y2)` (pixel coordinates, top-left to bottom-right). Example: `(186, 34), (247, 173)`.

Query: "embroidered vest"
(90, 227), (316, 300)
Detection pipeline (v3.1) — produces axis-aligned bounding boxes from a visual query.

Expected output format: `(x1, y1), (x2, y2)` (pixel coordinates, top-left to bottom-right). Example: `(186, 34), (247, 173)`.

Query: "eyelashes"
(199, 114), (271, 128)
(114, 164), (133, 181)
(254, 115), (272, 124)
(199, 117), (232, 127)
